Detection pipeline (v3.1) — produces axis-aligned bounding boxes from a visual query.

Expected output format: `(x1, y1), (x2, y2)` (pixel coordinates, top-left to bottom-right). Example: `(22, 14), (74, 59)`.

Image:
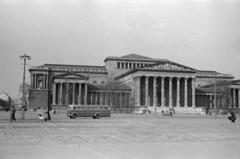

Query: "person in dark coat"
(228, 110), (236, 122)
(10, 106), (16, 122)
(43, 108), (51, 121)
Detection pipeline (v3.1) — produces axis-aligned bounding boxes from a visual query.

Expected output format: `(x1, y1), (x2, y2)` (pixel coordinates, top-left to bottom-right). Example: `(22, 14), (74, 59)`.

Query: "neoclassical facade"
(28, 54), (238, 112)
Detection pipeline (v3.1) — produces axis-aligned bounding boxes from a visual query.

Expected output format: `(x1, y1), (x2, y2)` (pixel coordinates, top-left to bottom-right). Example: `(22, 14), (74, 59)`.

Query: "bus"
(66, 105), (111, 119)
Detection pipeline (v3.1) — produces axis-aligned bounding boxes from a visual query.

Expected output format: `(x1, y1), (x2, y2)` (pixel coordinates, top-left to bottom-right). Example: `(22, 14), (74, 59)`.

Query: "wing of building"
(28, 54), (238, 113)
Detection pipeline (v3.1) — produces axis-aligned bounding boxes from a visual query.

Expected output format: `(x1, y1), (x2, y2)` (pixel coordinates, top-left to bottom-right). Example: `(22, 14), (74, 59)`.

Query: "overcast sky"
(0, 0), (239, 99)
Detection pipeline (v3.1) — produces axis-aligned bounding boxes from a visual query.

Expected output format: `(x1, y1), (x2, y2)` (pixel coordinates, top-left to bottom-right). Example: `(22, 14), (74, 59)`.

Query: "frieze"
(145, 63), (191, 71)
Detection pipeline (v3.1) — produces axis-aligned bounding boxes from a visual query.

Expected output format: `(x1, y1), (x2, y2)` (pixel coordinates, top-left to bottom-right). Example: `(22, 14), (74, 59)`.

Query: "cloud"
(124, 7), (164, 30)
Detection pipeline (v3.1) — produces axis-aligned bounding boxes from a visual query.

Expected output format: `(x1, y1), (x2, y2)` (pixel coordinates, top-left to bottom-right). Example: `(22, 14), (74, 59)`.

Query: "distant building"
(28, 54), (239, 113)
(0, 92), (11, 110)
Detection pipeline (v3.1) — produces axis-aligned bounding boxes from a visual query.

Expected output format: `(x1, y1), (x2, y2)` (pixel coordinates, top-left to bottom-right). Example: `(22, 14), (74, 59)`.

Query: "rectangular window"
(117, 62), (120, 69)
(73, 106), (76, 110)
(125, 63), (128, 69)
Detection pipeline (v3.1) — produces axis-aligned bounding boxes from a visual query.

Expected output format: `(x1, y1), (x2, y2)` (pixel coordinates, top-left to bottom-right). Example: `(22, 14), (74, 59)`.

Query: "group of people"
(10, 106), (51, 122)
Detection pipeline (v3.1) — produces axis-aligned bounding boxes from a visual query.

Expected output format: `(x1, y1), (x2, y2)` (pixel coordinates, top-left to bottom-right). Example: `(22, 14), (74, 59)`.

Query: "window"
(125, 63), (128, 69)
(101, 81), (105, 85)
(117, 62), (120, 69)
(77, 106), (80, 110)
(93, 81), (97, 85)
(104, 107), (109, 110)
(37, 79), (43, 89)
(73, 106), (76, 110)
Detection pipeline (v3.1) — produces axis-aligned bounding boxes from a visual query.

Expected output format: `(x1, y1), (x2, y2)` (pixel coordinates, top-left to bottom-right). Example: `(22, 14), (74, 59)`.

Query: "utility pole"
(20, 54), (31, 119)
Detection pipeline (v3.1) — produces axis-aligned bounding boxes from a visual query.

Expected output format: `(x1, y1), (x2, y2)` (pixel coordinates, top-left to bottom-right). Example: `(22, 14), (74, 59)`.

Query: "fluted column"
(238, 89), (240, 108)
(138, 76), (141, 106)
(176, 77), (180, 107)
(233, 88), (236, 108)
(161, 77), (165, 107)
(72, 83), (75, 105)
(46, 74), (48, 90)
(192, 78), (196, 107)
(43, 74), (45, 90)
(184, 78), (188, 107)
(78, 83), (82, 105)
(31, 74), (33, 89)
(169, 77), (173, 107)
(100, 92), (102, 105)
(105, 92), (108, 105)
(59, 82), (62, 105)
(133, 77), (137, 106)
(210, 95), (212, 108)
(66, 83), (69, 105)
(34, 74), (37, 89)
(90, 93), (93, 105)
(52, 82), (56, 105)
(84, 83), (88, 105)
(145, 76), (149, 106)
(95, 92), (98, 105)
(153, 76), (157, 107)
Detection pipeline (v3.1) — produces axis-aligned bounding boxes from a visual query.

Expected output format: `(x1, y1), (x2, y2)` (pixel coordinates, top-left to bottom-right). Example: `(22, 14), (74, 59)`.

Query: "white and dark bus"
(67, 105), (111, 119)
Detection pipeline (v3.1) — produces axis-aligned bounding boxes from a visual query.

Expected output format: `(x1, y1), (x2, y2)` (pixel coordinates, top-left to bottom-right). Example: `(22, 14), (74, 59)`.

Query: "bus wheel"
(95, 113), (101, 119)
(72, 114), (77, 119)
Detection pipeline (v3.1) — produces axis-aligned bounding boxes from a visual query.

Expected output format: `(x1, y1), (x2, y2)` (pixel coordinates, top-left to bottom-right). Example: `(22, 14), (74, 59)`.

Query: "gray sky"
(0, 0), (239, 99)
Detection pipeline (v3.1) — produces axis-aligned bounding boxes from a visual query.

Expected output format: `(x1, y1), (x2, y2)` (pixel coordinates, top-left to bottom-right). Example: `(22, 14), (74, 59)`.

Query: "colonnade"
(52, 82), (131, 106)
(134, 76), (196, 107)
(88, 91), (130, 106)
(52, 82), (88, 106)
(194, 88), (240, 108)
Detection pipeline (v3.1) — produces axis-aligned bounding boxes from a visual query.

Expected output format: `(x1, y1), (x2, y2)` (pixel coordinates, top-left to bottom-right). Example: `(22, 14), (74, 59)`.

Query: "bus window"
(77, 106), (80, 110)
(91, 107), (95, 110)
(100, 107), (103, 110)
(73, 106), (76, 110)
(82, 107), (86, 110)
(87, 107), (90, 110)
(104, 107), (109, 110)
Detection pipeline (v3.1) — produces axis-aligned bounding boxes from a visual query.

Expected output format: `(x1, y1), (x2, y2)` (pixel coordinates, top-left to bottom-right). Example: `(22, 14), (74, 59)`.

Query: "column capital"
(176, 77), (181, 80)
(185, 77), (189, 81)
(169, 76), (173, 80)
(153, 76), (158, 79)
(145, 76), (150, 79)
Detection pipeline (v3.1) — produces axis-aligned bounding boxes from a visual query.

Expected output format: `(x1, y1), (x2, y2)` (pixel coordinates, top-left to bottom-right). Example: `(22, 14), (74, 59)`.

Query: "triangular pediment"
(53, 72), (89, 80)
(141, 61), (197, 71)
(121, 54), (152, 59)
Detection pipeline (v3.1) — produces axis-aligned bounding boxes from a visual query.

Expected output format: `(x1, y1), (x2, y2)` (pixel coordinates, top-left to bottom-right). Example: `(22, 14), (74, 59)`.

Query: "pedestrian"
(44, 108), (51, 121)
(228, 110), (236, 122)
(10, 106), (16, 122)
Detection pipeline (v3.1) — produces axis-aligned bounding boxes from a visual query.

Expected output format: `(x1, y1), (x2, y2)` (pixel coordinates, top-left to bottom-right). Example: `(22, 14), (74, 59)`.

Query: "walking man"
(10, 106), (16, 122)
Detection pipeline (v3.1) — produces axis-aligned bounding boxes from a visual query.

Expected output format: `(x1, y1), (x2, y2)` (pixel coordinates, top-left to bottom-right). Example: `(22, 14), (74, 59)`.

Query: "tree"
(18, 83), (31, 108)
(104, 81), (131, 113)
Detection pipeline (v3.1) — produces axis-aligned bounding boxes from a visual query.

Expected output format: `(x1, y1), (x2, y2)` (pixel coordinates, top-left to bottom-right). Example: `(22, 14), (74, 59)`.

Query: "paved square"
(0, 111), (239, 159)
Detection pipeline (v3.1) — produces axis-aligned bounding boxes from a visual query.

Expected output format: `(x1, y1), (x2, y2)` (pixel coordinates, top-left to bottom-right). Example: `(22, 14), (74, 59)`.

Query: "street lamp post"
(20, 54), (31, 119)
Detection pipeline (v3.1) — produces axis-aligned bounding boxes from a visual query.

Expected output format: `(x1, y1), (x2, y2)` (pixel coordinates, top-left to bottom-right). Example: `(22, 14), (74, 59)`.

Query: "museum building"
(28, 54), (239, 113)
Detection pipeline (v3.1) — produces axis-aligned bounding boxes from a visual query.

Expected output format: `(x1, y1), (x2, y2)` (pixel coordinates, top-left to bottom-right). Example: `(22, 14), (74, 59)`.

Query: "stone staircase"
(147, 106), (203, 114)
